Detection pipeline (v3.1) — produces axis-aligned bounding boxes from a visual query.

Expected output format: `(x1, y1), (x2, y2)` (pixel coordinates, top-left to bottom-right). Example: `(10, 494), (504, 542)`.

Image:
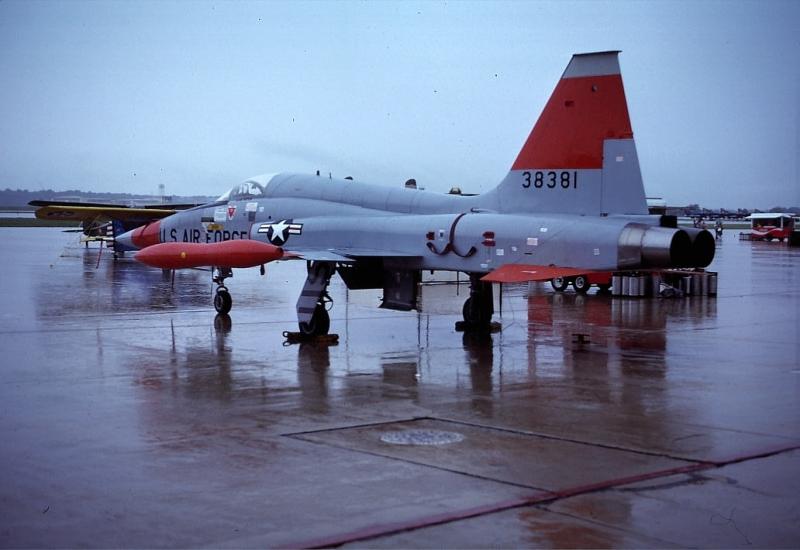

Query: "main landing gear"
(296, 261), (335, 337)
(456, 274), (497, 333)
(212, 267), (233, 315)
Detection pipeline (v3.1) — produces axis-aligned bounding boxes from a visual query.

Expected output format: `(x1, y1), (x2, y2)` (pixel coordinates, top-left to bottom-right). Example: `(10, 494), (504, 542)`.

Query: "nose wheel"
(212, 267), (234, 314)
(214, 286), (232, 314)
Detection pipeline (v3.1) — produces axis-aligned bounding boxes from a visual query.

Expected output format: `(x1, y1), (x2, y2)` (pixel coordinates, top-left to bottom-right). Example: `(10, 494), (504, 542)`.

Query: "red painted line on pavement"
(544, 462), (711, 501)
(300, 494), (550, 549)
(291, 443), (800, 548)
(705, 442), (800, 467)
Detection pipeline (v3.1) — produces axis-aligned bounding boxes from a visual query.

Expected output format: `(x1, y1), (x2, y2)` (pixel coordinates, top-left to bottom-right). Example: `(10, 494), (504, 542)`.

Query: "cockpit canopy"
(216, 179), (266, 202)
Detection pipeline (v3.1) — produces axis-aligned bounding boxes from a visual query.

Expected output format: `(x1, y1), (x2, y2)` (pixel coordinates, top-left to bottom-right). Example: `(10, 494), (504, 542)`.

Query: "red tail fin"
(486, 51), (648, 216)
(513, 51), (632, 170)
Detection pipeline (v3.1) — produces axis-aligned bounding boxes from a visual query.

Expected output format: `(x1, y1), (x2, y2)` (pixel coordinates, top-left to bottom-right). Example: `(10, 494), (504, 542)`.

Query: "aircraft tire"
(214, 289), (232, 315)
(299, 303), (330, 336)
(551, 277), (569, 292)
(572, 275), (590, 294)
(462, 296), (490, 326)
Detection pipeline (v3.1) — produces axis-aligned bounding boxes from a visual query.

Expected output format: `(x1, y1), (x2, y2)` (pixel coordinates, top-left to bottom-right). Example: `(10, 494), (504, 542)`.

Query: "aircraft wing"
(481, 264), (592, 283)
(286, 249), (354, 262)
(287, 247), (422, 263)
(31, 203), (179, 223)
(286, 251), (589, 282)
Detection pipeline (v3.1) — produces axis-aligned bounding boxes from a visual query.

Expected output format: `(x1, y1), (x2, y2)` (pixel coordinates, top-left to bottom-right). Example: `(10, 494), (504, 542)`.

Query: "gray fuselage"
(154, 173), (663, 274)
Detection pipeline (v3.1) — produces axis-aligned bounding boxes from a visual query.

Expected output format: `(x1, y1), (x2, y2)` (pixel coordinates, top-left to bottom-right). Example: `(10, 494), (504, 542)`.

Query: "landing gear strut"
(213, 267), (233, 315)
(296, 261), (335, 337)
(457, 274), (495, 332)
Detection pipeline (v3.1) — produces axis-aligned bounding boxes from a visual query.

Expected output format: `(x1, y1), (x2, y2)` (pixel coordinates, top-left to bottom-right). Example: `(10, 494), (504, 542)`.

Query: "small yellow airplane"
(29, 199), (200, 250)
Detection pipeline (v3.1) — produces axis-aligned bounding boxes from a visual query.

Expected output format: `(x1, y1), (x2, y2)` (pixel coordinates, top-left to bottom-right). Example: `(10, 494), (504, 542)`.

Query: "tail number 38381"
(522, 171), (578, 189)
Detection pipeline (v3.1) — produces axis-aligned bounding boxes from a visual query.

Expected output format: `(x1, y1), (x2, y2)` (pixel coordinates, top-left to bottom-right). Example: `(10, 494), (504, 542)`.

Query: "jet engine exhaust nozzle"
(618, 224), (697, 269)
(643, 226), (692, 268)
(683, 228), (716, 268)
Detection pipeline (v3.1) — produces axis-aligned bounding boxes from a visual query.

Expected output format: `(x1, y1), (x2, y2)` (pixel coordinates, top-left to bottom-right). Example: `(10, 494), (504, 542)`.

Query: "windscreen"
(216, 180), (266, 202)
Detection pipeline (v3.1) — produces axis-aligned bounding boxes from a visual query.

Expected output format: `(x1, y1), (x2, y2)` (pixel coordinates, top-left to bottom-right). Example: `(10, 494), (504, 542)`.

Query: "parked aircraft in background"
(116, 51), (715, 336)
(30, 200), (200, 248)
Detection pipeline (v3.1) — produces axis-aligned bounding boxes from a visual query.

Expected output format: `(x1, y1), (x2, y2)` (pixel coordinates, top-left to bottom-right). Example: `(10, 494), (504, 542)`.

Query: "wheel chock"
(454, 321), (502, 333)
(282, 331), (339, 346)
(572, 333), (590, 345)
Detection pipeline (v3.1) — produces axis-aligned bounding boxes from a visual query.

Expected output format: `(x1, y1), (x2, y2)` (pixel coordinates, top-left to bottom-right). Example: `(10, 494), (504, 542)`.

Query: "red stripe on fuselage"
(512, 74), (632, 170)
(131, 221), (161, 249)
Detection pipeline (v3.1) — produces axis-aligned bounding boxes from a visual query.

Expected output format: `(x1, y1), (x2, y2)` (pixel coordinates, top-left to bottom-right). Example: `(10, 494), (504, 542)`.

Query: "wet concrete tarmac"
(0, 228), (798, 548)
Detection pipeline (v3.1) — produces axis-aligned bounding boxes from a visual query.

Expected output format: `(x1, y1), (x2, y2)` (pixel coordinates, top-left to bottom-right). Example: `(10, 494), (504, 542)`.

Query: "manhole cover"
(380, 429), (465, 446)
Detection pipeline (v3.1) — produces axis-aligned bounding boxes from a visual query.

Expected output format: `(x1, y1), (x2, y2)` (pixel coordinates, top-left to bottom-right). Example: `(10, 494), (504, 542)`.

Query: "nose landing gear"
(212, 267), (233, 315)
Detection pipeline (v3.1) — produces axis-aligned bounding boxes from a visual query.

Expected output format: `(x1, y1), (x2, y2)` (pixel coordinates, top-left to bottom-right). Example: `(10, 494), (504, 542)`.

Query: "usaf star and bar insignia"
(257, 219), (303, 246)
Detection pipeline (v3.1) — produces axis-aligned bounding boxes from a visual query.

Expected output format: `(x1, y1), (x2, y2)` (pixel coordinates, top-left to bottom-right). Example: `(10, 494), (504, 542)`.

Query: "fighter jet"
(116, 51), (714, 336)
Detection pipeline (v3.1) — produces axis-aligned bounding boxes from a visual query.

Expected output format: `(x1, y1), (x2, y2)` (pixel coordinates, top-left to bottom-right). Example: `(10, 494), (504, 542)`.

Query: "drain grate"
(380, 429), (465, 446)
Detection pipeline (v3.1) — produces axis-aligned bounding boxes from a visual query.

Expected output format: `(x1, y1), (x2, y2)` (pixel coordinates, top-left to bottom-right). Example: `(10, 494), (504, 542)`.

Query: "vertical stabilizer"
(487, 51), (648, 215)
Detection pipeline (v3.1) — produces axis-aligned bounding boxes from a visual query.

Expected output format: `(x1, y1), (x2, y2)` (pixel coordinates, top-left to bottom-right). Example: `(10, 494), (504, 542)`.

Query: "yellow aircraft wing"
(33, 204), (178, 223)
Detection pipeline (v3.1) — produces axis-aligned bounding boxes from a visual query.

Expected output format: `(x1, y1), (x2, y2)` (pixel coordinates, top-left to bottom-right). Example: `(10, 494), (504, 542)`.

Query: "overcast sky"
(1, 0), (798, 209)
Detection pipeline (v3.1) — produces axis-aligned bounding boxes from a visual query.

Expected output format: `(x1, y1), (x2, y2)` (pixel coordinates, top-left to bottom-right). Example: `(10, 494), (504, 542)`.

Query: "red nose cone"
(135, 240), (284, 269)
(131, 221), (161, 249)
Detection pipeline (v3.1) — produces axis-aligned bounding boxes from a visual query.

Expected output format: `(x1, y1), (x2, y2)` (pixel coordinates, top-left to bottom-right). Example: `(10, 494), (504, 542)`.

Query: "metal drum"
(612, 275), (623, 296)
(707, 273), (718, 295)
(681, 275), (692, 295)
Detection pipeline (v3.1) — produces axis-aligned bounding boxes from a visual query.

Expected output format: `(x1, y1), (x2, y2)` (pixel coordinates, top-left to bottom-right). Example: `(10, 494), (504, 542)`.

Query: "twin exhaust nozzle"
(619, 224), (715, 269)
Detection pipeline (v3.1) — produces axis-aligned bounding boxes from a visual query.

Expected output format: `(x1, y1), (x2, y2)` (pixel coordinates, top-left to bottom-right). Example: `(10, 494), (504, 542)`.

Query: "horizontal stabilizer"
(481, 264), (589, 283)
